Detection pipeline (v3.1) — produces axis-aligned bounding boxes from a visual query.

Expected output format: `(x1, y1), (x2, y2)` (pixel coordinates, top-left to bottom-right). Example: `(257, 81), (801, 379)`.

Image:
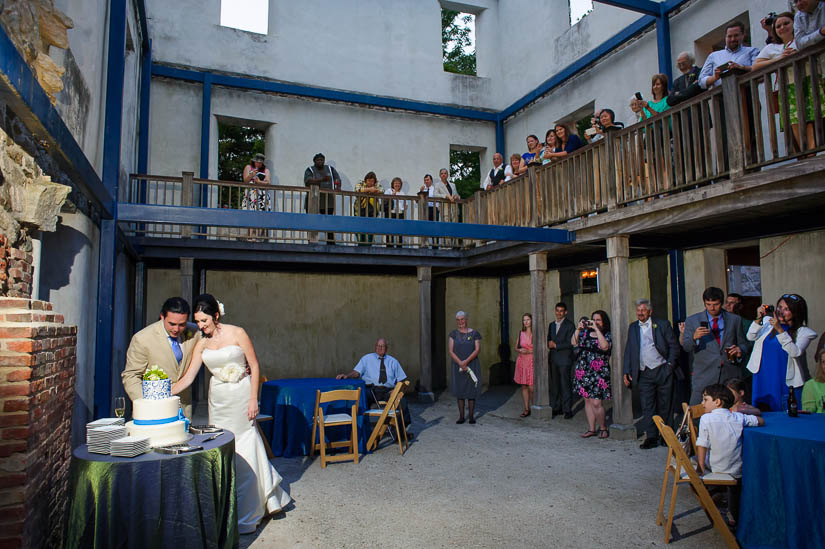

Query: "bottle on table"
(788, 387), (798, 417)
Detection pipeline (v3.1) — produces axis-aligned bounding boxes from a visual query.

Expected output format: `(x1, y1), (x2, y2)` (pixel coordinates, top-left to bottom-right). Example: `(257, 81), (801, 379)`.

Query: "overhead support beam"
(117, 203), (576, 244)
(593, 0), (661, 17)
(495, 115), (505, 156)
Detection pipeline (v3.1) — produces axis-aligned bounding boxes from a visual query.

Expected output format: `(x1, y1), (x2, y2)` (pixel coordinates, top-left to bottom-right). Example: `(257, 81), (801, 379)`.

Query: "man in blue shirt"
(337, 338), (412, 428)
(699, 21), (760, 89)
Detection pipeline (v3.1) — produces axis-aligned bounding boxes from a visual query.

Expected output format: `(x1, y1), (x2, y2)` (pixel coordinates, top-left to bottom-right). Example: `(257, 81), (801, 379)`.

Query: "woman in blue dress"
(746, 294), (817, 411)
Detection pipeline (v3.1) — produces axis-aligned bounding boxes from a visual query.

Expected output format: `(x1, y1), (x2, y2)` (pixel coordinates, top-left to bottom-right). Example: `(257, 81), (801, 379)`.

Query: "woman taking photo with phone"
(746, 293), (817, 411)
(572, 311), (612, 438)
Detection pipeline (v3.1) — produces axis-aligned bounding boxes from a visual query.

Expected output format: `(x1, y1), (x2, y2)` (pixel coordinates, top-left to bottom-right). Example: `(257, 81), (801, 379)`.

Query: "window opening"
(580, 268), (599, 294)
(217, 122), (266, 208)
(220, 0), (268, 35)
(442, 8), (476, 76)
(570, 0), (593, 26)
(449, 147), (481, 198)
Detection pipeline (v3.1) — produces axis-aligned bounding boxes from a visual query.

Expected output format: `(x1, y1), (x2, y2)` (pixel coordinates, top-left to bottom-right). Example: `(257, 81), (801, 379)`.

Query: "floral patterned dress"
(573, 331), (612, 401)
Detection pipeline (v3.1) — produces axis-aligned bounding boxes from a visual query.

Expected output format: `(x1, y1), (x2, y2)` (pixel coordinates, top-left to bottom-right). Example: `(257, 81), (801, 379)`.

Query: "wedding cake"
(126, 370), (188, 447)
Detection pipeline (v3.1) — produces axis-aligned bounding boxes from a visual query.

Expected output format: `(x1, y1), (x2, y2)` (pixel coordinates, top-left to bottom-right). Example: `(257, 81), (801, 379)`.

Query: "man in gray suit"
(682, 287), (750, 405)
(623, 299), (680, 449)
(547, 302), (576, 418)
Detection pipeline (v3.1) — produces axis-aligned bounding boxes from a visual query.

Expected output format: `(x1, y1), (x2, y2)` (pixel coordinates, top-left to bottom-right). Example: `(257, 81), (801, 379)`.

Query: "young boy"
(696, 383), (765, 525)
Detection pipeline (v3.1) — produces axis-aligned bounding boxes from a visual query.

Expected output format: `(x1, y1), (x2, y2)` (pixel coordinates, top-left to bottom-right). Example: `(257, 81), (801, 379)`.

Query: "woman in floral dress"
(571, 310), (612, 439)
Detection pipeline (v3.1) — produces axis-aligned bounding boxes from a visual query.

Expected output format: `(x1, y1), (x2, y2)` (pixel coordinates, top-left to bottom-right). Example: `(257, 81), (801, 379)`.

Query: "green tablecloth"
(65, 433), (238, 549)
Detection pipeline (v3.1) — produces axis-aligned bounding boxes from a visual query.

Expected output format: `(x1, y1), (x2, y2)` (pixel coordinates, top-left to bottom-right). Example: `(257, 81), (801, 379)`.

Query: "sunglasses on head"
(782, 294), (800, 301)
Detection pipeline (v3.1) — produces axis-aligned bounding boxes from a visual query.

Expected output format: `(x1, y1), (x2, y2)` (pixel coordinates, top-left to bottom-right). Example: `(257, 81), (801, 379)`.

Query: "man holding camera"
(698, 21), (759, 89)
(682, 287), (750, 404)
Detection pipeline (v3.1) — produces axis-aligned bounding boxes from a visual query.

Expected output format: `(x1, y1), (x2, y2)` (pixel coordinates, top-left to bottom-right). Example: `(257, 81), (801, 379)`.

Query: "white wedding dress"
(202, 345), (291, 534)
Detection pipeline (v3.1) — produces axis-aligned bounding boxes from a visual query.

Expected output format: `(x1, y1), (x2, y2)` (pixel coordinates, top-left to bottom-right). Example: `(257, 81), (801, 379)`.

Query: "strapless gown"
(202, 345), (291, 534)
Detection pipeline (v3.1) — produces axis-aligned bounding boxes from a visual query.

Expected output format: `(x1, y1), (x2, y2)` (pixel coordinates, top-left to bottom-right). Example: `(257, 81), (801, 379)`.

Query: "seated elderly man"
(337, 338), (412, 429)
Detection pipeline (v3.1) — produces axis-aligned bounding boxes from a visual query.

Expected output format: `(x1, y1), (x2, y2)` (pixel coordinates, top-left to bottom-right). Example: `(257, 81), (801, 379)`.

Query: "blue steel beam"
(668, 249), (686, 323)
(117, 203), (575, 244)
(0, 23), (113, 216)
(657, 13), (674, 86)
(593, 0), (661, 17)
(200, 73), (212, 179)
(137, 39), (151, 201)
(151, 64), (498, 122)
(94, 0), (127, 420)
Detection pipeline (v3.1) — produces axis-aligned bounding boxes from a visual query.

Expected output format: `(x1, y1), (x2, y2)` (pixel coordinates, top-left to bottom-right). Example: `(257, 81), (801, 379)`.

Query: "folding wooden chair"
(365, 381), (409, 454)
(682, 402), (706, 456)
(255, 375), (274, 459)
(310, 388), (361, 467)
(653, 415), (738, 548)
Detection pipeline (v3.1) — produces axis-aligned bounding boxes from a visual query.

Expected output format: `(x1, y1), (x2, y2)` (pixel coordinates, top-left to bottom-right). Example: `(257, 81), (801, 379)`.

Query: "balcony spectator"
(755, 12), (822, 153)
(699, 21), (759, 89)
(509, 153), (526, 177)
(761, 15), (781, 45)
(746, 293), (816, 411)
(587, 109), (620, 142)
(304, 153), (341, 243)
(801, 348), (825, 413)
(667, 52), (702, 106)
(521, 134), (544, 167)
(354, 171), (383, 245)
(542, 129), (559, 160)
(420, 174), (447, 221)
(439, 168), (460, 203)
(241, 153), (271, 239)
(383, 177), (405, 248)
(482, 153), (511, 190)
(629, 95), (645, 123)
(794, 0), (825, 51)
(571, 310), (612, 439)
(638, 74), (670, 120)
(543, 123), (584, 161)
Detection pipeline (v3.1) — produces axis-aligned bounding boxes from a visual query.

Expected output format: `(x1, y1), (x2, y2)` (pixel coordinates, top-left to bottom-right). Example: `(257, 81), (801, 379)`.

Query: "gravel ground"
(203, 387), (727, 548)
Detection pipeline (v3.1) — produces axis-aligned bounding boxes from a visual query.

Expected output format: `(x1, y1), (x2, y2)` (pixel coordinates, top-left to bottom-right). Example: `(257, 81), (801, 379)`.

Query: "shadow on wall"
(38, 223), (91, 292)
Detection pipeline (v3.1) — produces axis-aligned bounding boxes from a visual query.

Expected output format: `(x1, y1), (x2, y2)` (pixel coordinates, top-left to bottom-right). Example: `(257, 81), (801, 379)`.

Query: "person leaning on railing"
(303, 153), (341, 243)
(241, 153), (271, 211)
(755, 12), (823, 153)
(481, 153), (511, 190)
(383, 177), (405, 247)
(698, 20), (759, 89)
(637, 74), (671, 120)
(354, 171), (383, 245)
(542, 123), (584, 161)
(542, 129), (559, 160)
(794, 0), (825, 51)
(521, 134), (544, 167)
(587, 109), (622, 143)
(667, 52), (702, 107)
(509, 153), (526, 177)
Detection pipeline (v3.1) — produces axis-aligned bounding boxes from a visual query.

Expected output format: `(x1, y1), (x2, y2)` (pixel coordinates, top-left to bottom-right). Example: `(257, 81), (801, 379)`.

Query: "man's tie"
(711, 317), (721, 346)
(170, 337), (183, 363)
(378, 356), (387, 385)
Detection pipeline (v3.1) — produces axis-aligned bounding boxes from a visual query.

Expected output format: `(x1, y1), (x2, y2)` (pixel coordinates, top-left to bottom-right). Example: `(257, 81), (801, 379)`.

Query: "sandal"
(580, 430), (597, 438)
(520, 410), (531, 418)
(598, 429), (610, 439)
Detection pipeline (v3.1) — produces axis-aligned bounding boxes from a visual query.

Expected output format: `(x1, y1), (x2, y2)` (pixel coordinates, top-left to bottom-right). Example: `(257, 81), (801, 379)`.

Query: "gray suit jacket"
(548, 318), (575, 367)
(682, 311), (750, 400)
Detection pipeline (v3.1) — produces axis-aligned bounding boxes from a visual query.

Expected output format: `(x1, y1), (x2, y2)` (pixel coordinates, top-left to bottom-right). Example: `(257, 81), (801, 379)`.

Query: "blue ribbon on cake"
(134, 408), (189, 428)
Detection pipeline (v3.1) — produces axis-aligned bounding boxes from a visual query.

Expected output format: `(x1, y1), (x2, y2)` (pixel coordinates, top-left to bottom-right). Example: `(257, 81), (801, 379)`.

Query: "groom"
(122, 297), (201, 418)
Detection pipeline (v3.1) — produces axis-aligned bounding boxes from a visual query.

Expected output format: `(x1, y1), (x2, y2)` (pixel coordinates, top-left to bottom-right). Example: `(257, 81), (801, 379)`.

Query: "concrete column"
(418, 266), (435, 400)
(30, 231), (41, 300)
(529, 252), (550, 415)
(180, 257), (194, 304)
(607, 235), (634, 436)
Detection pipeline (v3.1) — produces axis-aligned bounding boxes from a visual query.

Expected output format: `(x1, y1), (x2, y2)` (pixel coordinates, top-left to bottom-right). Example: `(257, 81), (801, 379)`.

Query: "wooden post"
(721, 74), (744, 179)
(308, 184), (320, 243)
(527, 165), (538, 227)
(529, 252), (551, 415)
(417, 192), (428, 248)
(605, 132), (618, 210)
(606, 235), (634, 437)
(418, 266), (435, 400)
(181, 171), (194, 237)
(180, 257), (194, 305)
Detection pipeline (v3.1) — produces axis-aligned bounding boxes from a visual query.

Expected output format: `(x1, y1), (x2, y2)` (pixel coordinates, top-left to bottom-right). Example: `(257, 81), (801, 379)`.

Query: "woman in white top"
(384, 177), (405, 247)
(746, 293), (817, 411)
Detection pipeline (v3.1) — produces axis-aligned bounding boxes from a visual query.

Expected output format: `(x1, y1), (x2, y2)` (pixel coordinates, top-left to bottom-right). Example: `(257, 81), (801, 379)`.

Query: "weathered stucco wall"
(684, 248), (727, 315)
(144, 268), (181, 326)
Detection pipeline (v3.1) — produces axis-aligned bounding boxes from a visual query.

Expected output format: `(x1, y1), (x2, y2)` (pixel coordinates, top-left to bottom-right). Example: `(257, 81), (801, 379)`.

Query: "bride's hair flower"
(217, 300), (226, 316)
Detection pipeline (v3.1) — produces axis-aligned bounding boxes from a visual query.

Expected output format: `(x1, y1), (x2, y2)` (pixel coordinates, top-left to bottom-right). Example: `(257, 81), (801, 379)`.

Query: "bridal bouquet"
(216, 363), (246, 383)
(143, 365), (168, 381)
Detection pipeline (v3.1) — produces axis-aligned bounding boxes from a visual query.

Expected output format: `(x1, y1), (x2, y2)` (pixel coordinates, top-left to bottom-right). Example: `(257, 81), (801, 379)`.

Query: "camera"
(765, 12), (778, 28)
(634, 92), (643, 101)
(765, 305), (775, 316)
(584, 127), (598, 137)
(255, 171), (266, 181)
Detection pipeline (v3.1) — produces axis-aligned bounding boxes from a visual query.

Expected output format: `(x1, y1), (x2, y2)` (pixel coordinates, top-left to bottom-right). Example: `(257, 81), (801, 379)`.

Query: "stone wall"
(0, 297), (76, 549)
(0, 235), (33, 299)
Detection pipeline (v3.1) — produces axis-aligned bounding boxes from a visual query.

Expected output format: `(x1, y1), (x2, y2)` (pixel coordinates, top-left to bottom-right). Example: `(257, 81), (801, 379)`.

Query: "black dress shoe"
(563, 412), (574, 419)
(639, 437), (659, 450)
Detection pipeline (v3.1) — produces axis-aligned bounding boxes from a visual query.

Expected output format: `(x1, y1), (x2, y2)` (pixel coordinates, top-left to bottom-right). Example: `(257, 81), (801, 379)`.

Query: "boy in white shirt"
(696, 383), (765, 525)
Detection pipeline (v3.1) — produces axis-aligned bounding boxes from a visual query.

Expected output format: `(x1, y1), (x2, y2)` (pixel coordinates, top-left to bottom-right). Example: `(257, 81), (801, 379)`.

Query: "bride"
(171, 293), (291, 534)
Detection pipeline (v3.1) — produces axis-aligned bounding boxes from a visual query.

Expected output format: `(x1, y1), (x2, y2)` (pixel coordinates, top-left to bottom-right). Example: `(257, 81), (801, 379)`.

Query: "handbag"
(675, 409), (692, 456)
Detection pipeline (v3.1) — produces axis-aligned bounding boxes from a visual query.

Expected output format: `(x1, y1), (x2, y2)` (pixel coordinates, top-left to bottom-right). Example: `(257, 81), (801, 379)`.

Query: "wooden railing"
(126, 42), (825, 244)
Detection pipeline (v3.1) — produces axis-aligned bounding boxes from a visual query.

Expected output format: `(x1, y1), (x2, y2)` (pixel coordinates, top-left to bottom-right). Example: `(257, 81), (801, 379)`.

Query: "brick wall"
(0, 234), (34, 298)
(0, 297), (77, 549)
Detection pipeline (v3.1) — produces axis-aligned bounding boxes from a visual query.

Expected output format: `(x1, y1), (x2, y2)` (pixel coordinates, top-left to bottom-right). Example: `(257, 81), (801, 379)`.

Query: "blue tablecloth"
(260, 378), (368, 458)
(738, 412), (825, 549)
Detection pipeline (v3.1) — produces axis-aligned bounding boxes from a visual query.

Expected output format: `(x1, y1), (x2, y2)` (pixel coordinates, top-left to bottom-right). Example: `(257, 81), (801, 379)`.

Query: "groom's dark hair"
(161, 297), (190, 317)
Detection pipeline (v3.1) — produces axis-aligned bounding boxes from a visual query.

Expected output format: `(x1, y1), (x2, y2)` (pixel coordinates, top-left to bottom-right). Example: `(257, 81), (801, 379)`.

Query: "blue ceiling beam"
(593, 0), (662, 17)
(151, 64), (498, 122)
(117, 203), (575, 244)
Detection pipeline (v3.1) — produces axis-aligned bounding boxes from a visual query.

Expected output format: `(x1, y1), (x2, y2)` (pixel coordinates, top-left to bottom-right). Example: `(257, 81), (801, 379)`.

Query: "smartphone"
(718, 62), (730, 72)
(634, 91), (643, 100)
(699, 321), (709, 329)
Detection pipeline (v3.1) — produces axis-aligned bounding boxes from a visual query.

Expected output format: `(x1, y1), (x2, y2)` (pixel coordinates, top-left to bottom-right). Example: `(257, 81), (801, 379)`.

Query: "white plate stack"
(110, 435), (151, 457)
(87, 424), (128, 454)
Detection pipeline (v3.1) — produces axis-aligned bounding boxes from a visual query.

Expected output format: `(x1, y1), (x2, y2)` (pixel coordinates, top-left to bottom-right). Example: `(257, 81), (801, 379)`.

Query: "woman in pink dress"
(514, 313), (534, 417)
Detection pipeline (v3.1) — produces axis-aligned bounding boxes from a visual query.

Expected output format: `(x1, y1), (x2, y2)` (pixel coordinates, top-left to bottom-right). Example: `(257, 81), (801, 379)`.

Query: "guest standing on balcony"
(542, 129), (559, 160)
(588, 109), (620, 142)
(794, 0), (825, 51)
(572, 311), (612, 439)
(304, 153), (341, 243)
(543, 124), (583, 161)
(482, 153), (511, 190)
(420, 174), (447, 247)
(521, 134), (544, 167)
(384, 177), (405, 247)
(698, 21), (759, 89)
(242, 153), (272, 211)
(746, 294), (816, 411)
(514, 313), (534, 418)
(449, 311), (482, 424)
(354, 171), (383, 245)
(667, 52), (702, 106)
(439, 169), (460, 203)
(638, 74), (671, 119)
(510, 153), (526, 177)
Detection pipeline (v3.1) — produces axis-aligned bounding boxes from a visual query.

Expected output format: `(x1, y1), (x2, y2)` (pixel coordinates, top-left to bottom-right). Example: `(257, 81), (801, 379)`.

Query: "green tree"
(450, 149), (480, 198)
(217, 123), (265, 207)
(442, 9), (476, 76)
